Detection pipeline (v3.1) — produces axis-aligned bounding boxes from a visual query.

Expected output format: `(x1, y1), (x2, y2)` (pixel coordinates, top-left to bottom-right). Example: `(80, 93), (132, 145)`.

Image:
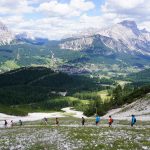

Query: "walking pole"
(95, 107), (97, 115)
(140, 117), (142, 125)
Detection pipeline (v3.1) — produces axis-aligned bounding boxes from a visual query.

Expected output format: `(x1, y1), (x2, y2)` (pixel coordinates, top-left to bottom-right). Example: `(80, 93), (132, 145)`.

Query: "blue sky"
(0, 0), (150, 39)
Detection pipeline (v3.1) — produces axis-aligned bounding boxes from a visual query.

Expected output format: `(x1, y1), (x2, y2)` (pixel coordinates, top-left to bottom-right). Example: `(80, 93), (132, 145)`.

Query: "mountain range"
(0, 20), (150, 76)
(60, 20), (150, 56)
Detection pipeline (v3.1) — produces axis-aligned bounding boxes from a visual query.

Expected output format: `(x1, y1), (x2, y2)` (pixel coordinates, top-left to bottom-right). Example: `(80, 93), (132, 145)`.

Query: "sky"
(0, 0), (150, 39)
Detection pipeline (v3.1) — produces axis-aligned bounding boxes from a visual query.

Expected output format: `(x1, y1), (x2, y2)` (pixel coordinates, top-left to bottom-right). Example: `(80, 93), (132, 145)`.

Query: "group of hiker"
(3, 117), (59, 128)
(81, 115), (114, 127)
(3, 115), (136, 128)
(43, 117), (59, 126)
(4, 119), (22, 128)
(81, 114), (136, 127)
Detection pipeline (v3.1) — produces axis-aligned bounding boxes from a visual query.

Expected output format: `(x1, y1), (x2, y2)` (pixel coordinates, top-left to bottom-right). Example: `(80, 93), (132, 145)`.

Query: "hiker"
(44, 117), (48, 125)
(108, 115), (113, 127)
(82, 117), (85, 126)
(96, 115), (100, 126)
(11, 120), (14, 127)
(131, 115), (136, 127)
(4, 120), (8, 128)
(19, 120), (23, 126)
(56, 118), (59, 126)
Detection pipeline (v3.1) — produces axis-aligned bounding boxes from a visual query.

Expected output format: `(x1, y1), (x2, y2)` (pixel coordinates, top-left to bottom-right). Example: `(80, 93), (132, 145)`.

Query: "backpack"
(109, 118), (113, 123)
(96, 116), (100, 122)
(134, 118), (136, 123)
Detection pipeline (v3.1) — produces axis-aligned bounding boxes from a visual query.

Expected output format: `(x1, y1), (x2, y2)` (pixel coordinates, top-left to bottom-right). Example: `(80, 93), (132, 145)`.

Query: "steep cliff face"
(98, 20), (150, 56)
(60, 37), (94, 51)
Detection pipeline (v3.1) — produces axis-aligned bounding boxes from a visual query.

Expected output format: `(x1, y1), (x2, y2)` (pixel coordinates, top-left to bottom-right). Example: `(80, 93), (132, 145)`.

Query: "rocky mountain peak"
(60, 20), (150, 56)
(119, 20), (137, 28)
(0, 21), (14, 45)
(0, 21), (8, 31)
(141, 28), (149, 33)
(118, 20), (140, 35)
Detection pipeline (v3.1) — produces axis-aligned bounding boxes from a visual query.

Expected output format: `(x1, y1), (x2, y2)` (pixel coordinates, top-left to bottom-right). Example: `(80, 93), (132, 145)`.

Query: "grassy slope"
(0, 104), (28, 116)
(0, 118), (150, 150)
(73, 90), (111, 102)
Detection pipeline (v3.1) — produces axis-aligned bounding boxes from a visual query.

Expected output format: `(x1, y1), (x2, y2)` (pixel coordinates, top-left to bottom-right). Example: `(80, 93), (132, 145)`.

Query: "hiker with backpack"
(4, 120), (8, 128)
(108, 115), (113, 127)
(82, 117), (85, 126)
(96, 115), (100, 126)
(131, 115), (136, 127)
(19, 120), (23, 126)
(56, 118), (59, 126)
(11, 120), (14, 128)
(44, 117), (48, 125)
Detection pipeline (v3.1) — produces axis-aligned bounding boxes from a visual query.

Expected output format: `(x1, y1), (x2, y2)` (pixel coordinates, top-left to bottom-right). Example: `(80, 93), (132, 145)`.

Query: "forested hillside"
(0, 66), (150, 117)
(126, 68), (150, 87)
(0, 67), (99, 90)
(128, 68), (150, 82)
(0, 67), (100, 115)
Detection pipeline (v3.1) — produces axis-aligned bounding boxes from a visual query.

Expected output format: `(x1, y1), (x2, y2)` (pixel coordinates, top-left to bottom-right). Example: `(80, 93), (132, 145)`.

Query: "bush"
(0, 104), (28, 116)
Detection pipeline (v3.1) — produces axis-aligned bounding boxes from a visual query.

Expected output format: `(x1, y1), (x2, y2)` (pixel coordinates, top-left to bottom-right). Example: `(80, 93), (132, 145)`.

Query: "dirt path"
(2, 124), (150, 129)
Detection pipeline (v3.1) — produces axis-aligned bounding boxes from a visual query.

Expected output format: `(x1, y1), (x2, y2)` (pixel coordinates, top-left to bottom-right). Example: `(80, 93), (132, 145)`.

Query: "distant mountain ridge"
(1, 20), (150, 56)
(0, 20), (150, 75)
(0, 21), (48, 45)
(60, 20), (150, 57)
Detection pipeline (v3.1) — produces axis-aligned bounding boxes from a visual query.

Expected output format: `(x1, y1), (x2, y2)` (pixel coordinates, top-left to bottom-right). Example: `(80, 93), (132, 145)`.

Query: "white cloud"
(0, 0), (34, 15)
(1, 16), (24, 26)
(70, 0), (95, 11)
(139, 21), (150, 31)
(100, 0), (150, 31)
(102, 0), (144, 11)
(101, 0), (150, 21)
(79, 14), (105, 28)
(37, 1), (79, 17)
(0, 0), (150, 39)
(37, 0), (95, 17)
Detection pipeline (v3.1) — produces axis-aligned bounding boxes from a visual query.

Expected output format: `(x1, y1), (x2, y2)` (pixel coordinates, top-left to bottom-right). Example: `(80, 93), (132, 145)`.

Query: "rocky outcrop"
(0, 21), (14, 45)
